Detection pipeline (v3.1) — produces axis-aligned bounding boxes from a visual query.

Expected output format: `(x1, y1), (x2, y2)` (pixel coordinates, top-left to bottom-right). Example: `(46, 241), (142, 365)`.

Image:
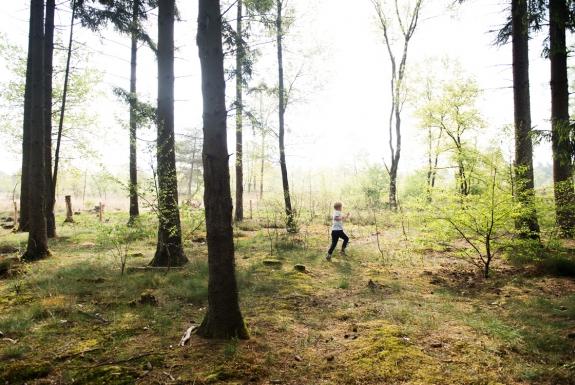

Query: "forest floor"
(0, 212), (574, 385)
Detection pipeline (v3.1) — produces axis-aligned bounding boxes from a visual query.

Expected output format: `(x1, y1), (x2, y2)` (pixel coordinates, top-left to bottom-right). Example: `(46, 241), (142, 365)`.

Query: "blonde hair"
(334, 202), (342, 210)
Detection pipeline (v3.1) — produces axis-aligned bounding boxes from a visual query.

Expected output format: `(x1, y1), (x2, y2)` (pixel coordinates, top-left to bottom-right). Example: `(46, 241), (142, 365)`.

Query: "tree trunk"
(128, 0), (140, 225)
(234, 0), (244, 222)
(64, 195), (74, 223)
(22, 0), (49, 261)
(511, 0), (540, 239)
(549, 0), (574, 238)
(276, 0), (295, 231)
(149, 0), (187, 267)
(53, 0), (76, 220)
(45, 0), (56, 238)
(18, 4), (35, 233)
(196, 0), (248, 340)
(259, 128), (265, 200)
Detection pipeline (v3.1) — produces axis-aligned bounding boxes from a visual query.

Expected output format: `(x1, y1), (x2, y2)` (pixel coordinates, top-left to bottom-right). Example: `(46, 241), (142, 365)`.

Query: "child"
(326, 202), (350, 261)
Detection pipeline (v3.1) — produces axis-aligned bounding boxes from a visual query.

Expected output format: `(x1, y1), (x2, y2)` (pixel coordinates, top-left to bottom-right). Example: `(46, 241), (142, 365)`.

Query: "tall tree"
(149, 0), (187, 267)
(45, 0), (56, 238)
(372, 0), (423, 210)
(128, 0), (140, 224)
(53, 0), (77, 228)
(549, 0), (574, 238)
(511, 0), (540, 238)
(234, 0), (244, 222)
(196, 0), (248, 339)
(22, 0), (49, 261)
(275, 0), (295, 231)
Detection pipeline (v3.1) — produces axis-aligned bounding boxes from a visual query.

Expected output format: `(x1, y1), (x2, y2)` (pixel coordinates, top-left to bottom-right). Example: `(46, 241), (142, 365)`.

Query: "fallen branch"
(179, 325), (199, 346)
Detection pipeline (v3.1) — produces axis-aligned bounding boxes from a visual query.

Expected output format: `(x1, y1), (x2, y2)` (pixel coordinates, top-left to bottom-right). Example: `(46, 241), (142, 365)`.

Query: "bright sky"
(0, 0), (557, 180)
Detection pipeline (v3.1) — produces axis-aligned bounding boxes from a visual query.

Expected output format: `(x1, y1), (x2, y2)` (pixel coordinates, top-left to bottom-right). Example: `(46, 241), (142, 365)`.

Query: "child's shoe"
(325, 253), (332, 261)
(340, 249), (347, 256)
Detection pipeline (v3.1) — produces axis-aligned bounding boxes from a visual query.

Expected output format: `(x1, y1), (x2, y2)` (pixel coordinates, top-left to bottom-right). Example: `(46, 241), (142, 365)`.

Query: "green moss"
(0, 361), (51, 384)
(344, 323), (443, 384)
(72, 365), (139, 385)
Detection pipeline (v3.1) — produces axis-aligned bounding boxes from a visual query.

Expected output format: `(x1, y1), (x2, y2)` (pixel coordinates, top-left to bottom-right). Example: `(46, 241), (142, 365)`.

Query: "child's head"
(334, 202), (343, 210)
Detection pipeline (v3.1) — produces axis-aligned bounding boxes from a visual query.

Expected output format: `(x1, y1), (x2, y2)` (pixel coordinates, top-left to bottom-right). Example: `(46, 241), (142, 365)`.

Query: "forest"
(0, 0), (574, 384)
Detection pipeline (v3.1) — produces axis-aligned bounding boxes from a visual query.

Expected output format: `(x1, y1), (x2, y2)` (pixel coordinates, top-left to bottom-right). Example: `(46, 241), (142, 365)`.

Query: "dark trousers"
(328, 230), (349, 255)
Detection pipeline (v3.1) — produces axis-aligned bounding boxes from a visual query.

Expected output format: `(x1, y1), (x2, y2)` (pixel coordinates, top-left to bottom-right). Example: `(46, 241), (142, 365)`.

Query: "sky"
(0, 0), (560, 182)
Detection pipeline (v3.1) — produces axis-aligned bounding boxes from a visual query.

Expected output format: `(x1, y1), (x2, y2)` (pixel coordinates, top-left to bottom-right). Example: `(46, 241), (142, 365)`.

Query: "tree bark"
(549, 0), (574, 238)
(276, 0), (295, 231)
(149, 0), (187, 267)
(22, 0), (49, 261)
(45, 0), (56, 238)
(234, 0), (244, 222)
(196, 0), (248, 340)
(511, 0), (540, 239)
(128, 0), (140, 225)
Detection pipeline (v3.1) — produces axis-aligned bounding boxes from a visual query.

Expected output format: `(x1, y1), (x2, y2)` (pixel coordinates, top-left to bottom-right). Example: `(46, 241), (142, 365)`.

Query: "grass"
(0, 211), (574, 384)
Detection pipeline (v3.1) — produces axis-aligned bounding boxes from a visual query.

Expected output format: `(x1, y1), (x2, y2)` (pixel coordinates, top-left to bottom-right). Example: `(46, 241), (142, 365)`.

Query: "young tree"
(275, 0), (296, 231)
(196, 0), (248, 339)
(549, 0), (574, 238)
(235, 0), (245, 222)
(22, 0), (49, 261)
(511, 0), (540, 239)
(128, 0), (140, 224)
(372, 0), (424, 210)
(149, 0), (187, 267)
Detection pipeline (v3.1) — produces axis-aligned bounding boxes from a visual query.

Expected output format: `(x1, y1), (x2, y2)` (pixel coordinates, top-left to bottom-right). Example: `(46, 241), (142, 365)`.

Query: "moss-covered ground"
(0, 211), (574, 384)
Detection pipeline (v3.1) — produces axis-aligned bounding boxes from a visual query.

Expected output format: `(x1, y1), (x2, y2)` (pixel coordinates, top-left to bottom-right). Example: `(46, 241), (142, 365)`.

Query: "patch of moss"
(0, 361), (51, 384)
(343, 323), (443, 384)
(72, 365), (139, 385)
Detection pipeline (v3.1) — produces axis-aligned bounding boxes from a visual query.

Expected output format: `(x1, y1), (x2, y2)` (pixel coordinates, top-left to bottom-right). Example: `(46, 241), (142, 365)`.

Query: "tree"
(196, 0), (248, 339)
(22, 0), (49, 261)
(149, 0), (187, 267)
(44, 0), (56, 238)
(549, 0), (574, 238)
(416, 72), (483, 196)
(511, 0), (540, 239)
(275, 0), (296, 231)
(235, 0), (245, 222)
(128, 0), (140, 224)
(372, 0), (424, 210)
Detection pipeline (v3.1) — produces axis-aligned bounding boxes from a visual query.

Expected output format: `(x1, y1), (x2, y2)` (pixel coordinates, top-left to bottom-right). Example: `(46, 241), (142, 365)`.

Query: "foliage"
(96, 220), (148, 275)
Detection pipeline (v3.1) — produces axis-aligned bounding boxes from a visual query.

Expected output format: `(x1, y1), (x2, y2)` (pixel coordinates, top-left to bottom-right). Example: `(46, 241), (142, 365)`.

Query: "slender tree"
(549, 0), (574, 238)
(372, 0), (423, 210)
(511, 0), (540, 238)
(128, 0), (140, 224)
(196, 0), (248, 339)
(149, 0), (187, 267)
(22, 0), (49, 261)
(234, 0), (245, 222)
(45, 0), (56, 238)
(275, 0), (296, 231)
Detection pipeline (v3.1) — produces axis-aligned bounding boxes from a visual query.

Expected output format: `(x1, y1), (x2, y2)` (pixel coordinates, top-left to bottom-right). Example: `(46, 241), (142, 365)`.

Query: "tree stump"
(64, 195), (74, 223)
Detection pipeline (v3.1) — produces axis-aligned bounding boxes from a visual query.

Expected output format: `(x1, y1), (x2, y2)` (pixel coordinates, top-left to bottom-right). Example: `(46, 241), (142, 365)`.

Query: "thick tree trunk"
(22, 0), (49, 261)
(53, 0), (76, 219)
(276, 0), (295, 231)
(549, 0), (575, 238)
(196, 0), (248, 340)
(64, 195), (74, 223)
(234, 0), (244, 222)
(511, 0), (540, 239)
(45, 0), (56, 238)
(149, 0), (187, 267)
(128, 0), (140, 225)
